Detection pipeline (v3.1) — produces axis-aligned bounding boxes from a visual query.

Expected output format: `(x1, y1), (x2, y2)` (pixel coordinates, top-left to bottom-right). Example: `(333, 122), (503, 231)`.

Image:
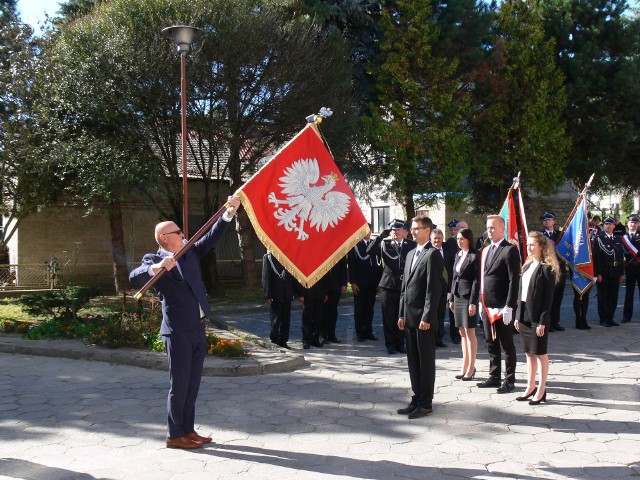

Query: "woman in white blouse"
(514, 231), (560, 405)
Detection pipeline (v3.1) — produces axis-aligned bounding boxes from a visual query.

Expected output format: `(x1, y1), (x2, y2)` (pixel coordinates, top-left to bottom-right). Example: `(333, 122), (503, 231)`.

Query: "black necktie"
(485, 245), (496, 270)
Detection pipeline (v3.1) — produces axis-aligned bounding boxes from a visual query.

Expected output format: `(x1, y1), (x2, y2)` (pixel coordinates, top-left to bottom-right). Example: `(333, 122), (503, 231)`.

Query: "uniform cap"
(541, 211), (556, 220)
(447, 219), (458, 228)
(388, 219), (408, 230)
(628, 215), (640, 223)
(603, 216), (616, 225)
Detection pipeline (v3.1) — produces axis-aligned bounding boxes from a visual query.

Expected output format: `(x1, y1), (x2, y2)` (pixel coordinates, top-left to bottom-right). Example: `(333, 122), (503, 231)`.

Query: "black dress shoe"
(357, 336), (366, 342)
(309, 340), (324, 348)
(576, 324), (591, 330)
(387, 346), (397, 354)
(328, 336), (341, 343)
(529, 391), (547, 405)
(435, 341), (447, 348)
(365, 334), (378, 341)
(303, 341), (310, 349)
(477, 378), (501, 388)
(602, 322), (611, 327)
(553, 324), (565, 331)
(621, 318), (631, 323)
(408, 406), (433, 419)
(497, 381), (515, 393)
(280, 342), (292, 350)
(397, 403), (417, 415)
(609, 320), (619, 326)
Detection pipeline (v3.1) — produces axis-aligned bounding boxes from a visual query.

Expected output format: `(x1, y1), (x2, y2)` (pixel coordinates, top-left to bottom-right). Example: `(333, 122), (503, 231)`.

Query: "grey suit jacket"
(399, 244), (444, 330)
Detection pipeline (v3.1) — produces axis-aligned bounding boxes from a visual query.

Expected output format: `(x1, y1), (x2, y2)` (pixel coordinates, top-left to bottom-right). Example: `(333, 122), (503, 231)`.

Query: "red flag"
(237, 123), (369, 287)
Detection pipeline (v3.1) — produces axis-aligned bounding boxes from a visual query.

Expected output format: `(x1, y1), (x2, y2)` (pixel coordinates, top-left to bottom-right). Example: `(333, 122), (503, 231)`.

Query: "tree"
(364, 0), (471, 219)
(40, 0), (356, 291)
(466, 0), (570, 212)
(0, 1), (63, 248)
(535, 0), (640, 191)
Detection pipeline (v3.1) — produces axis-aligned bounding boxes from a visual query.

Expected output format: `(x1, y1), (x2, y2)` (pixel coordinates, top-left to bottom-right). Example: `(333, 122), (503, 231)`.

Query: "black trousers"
(436, 294), (446, 343)
(623, 269), (640, 321)
(269, 301), (291, 344)
(597, 277), (619, 323)
(573, 289), (590, 327)
(380, 288), (404, 348)
(550, 270), (567, 326)
(482, 316), (516, 382)
(321, 289), (342, 339)
(405, 326), (436, 408)
(302, 298), (323, 343)
(353, 284), (377, 337)
(162, 323), (207, 439)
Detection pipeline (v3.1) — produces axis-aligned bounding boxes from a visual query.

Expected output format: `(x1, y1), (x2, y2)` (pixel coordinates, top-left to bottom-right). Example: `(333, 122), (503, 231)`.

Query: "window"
(371, 207), (390, 233)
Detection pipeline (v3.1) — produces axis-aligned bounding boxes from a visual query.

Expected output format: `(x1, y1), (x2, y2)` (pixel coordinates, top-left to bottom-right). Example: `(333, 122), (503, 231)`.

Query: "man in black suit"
(367, 219), (416, 353)
(444, 219), (459, 255)
(129, 196), (240, 450)
(262, 251), (294, 349)
(593, 216), (624, 327)
(396, 216), (443, 419)
(540, 211), (566, 332)
(296, 275), (329, 349)
(430, 228), (453, 348)
(321, 257), (348, 344)
(477, 215), (520, 394)
(348, 230), (383, 343)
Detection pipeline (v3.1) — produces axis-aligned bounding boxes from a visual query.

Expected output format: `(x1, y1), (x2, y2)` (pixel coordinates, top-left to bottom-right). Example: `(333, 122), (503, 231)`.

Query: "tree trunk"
(403, 189), (416, 222)
(108, 197), (129, 294)
(236, 208), (258, 289)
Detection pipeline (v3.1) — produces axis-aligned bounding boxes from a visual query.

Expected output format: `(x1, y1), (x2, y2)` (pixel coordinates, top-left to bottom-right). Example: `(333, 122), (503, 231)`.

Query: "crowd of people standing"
(261, 209), (640, 419)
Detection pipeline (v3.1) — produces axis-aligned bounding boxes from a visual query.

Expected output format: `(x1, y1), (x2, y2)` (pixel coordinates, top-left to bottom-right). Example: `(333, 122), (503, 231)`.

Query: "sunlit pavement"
(1, 286), (639, 480)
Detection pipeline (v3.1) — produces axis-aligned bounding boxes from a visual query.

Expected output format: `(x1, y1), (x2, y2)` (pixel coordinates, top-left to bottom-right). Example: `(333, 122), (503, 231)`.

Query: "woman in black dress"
(447, 228), (479, 380)
(514, 231), (560, 405)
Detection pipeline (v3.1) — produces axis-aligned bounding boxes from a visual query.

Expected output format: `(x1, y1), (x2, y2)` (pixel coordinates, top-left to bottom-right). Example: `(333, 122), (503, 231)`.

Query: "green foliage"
(83, 312), (161, 349)
(364, 0), (471, 218)
(19, 285), (101, 321)
(467, 0), (570, 212)
(535, 0), (640, 191)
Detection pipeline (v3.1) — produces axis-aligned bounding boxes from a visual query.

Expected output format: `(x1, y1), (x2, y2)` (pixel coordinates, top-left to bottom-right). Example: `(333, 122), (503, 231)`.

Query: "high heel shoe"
(529, 391), (547, 405)
(461, 368), (476, 381)
(516, 388), (537, 401)
(455, 373), (465, 379)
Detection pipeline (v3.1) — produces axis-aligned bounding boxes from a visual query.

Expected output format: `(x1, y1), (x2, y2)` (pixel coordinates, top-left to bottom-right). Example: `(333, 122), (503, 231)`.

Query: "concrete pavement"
(1, 286), (639, 479)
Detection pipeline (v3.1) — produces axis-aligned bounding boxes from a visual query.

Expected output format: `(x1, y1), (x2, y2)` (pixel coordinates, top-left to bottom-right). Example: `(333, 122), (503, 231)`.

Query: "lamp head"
(162, 25), (202, 54)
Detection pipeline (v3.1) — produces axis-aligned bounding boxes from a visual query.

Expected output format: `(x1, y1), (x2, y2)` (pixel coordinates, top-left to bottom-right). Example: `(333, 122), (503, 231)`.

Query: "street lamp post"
(162, 25), (201, 238)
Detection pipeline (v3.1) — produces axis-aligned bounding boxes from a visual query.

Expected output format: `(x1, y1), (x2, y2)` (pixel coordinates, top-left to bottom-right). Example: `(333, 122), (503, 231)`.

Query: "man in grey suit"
(477, 215), (520, 394)
(397, 215), (443, 419)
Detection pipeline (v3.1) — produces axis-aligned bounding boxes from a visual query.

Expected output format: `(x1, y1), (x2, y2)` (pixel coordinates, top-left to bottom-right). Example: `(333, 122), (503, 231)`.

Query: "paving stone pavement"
(1, 286), (639, 479)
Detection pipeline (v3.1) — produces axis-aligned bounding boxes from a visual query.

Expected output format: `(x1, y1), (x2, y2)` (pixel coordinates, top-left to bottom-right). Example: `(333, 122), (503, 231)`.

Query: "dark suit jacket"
(129, 217), (230, 335)
(516, 262), (556, 326)
(367, 229), (417, 291)
(593, 233), (624, 278)
(348, 239), (383, 287)
(262, 253), (294, 303)
(448, 251), (479, 305)
(480, 240), (520, 310)
(399, 244), (444, 329)
(326, 257), (348, 291)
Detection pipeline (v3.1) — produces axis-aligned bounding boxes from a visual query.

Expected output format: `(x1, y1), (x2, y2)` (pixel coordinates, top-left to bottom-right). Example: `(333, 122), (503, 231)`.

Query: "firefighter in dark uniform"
(540, 211), (566, 331)
(348, 229), (383, 342)
(367, 219), (417, 353)
(593, 217), (624, 327)
(622, 214), (640, 323)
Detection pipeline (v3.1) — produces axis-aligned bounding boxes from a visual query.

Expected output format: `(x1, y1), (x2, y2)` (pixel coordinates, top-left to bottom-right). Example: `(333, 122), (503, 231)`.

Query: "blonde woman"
(514, 231), (560, 405)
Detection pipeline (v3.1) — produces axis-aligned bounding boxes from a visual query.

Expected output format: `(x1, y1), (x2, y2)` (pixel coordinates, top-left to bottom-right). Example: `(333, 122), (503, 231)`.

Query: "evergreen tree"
(364, 0), (471, 219)
(535, 0), (640, 190)
(467, 0), (570, 212)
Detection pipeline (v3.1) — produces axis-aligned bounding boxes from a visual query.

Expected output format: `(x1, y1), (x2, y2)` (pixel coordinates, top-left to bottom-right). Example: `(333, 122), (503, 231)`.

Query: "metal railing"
(0, 264), (60, 290)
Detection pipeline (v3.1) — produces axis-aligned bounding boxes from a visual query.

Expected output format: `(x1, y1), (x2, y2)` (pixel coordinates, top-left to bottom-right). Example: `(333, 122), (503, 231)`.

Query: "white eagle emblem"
(267, 158), (351, 240)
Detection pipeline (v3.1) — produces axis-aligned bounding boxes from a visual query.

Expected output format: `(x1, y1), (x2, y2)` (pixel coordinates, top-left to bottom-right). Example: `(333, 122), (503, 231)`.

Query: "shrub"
(20, 286), (101, 322)
(206, 334), (247, 358)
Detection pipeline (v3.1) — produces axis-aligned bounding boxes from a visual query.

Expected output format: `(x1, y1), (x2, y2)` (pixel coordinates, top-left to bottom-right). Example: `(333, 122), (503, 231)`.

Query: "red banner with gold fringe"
(237, 123), (369, 288)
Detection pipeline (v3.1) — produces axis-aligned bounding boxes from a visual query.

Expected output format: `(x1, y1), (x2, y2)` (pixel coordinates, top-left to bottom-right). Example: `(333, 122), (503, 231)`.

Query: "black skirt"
(518, 302), (549, 355)
(453, 295), (477, 329)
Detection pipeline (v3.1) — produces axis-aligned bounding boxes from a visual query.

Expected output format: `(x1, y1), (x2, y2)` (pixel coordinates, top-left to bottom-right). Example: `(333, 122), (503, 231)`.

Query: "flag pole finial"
(581, 173), (595, 195)
(305, 107), (333, 124)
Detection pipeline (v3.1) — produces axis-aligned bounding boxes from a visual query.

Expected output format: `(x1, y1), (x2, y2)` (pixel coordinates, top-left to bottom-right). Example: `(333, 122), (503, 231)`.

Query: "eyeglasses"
(162, 229), (182, 236)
